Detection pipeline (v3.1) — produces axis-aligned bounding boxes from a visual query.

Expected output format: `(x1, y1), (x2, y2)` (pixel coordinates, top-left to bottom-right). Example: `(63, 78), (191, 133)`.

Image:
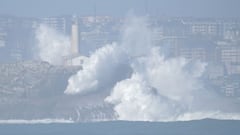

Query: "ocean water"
(0, 119), (239, 135)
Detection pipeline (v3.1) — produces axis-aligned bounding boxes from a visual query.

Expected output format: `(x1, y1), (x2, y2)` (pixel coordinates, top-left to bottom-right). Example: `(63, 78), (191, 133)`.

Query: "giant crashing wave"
(35, 15), (240, 122)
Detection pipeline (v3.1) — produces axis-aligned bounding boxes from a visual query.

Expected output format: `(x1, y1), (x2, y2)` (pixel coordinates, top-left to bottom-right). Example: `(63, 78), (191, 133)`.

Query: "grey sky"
(0, 0), (239, 17)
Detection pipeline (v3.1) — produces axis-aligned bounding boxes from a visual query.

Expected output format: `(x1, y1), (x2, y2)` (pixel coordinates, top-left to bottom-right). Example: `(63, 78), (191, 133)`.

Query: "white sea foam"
(64, 15), (240, 122)
(35, 24), (71, 65)
(0, 119), (74, 124)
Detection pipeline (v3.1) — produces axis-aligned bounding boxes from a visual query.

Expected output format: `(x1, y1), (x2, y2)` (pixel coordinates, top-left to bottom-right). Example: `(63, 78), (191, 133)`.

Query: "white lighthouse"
(71, 16), (79, 55)
(65, 16), (87, 66)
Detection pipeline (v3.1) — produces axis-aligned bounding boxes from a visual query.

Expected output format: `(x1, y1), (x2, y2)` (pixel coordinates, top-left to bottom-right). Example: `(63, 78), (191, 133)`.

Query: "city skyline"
(0, 0), (240, 18)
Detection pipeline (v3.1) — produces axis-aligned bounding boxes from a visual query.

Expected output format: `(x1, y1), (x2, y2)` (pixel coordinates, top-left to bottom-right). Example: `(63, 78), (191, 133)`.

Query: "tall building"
(0, 31), (6, 48)
(41, 17), (67, 34)
(71, 16), (79, 55)
(216, 41), (240, 75)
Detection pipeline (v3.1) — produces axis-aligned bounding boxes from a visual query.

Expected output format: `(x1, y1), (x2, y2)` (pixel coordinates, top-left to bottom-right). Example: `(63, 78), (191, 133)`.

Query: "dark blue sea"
(0, 119), (239, 135)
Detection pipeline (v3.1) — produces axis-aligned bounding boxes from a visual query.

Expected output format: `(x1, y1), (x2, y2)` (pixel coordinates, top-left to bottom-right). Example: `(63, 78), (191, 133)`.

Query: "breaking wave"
(63, 15), (240, 121)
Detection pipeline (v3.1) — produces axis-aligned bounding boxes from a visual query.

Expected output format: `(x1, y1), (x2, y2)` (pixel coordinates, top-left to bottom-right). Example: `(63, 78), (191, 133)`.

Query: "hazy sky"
(0, 0), (239, 17)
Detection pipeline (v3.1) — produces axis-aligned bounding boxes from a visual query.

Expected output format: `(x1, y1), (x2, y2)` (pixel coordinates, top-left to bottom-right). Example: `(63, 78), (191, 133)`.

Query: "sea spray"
(35, 24), (71, 65)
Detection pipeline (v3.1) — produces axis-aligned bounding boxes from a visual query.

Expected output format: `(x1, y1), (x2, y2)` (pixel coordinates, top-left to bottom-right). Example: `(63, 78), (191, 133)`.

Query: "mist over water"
(34, 15), (240, 122)
(35, 24), (71, 65)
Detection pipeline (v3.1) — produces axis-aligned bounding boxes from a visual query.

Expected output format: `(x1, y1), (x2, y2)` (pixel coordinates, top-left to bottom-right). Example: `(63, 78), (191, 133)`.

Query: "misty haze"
(0, 0), (240, 135)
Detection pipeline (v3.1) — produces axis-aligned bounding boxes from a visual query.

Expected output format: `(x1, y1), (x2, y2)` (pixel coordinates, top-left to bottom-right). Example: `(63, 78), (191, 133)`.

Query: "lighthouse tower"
(65, 16), (86, 66)
(71, 16), (79, 55)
